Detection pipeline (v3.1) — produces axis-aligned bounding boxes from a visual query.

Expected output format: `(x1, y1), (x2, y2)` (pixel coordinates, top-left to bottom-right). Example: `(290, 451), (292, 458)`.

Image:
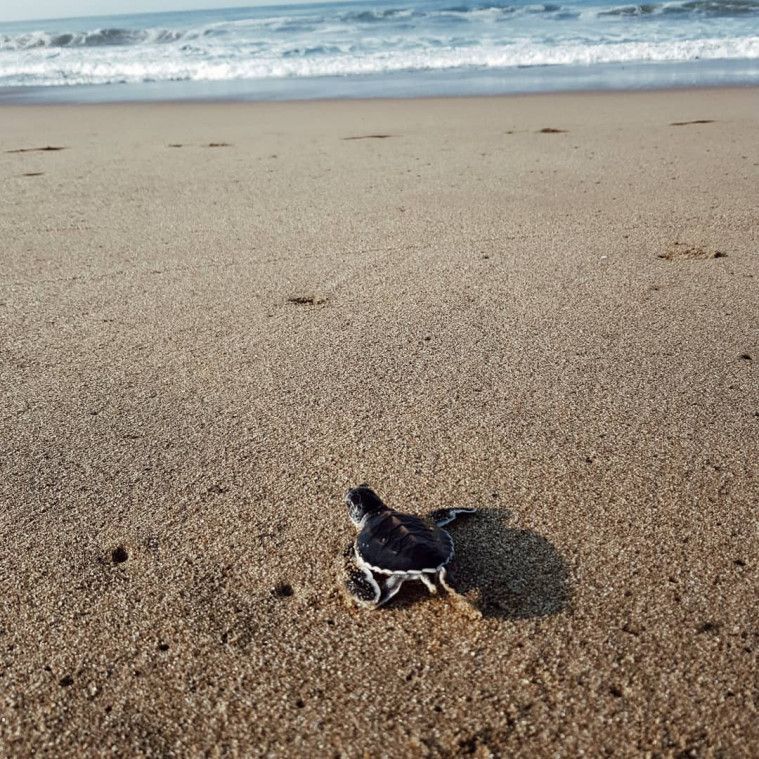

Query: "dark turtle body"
(341, 485), (476, 609)
(357, 510), (453, 575)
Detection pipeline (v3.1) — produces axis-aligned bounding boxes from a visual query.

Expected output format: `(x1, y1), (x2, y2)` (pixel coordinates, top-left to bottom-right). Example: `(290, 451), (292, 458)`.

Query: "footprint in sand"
(7, 145), (65, 153)
(669, 120), (715, 127)
(287, 295), (327, 306)
(342, 134), (393, 141)
(658, 242), (727, 261)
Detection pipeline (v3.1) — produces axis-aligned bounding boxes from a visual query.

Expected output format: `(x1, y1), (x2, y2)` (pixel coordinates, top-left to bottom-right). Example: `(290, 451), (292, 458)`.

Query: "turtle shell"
(356, 510), (453, 573)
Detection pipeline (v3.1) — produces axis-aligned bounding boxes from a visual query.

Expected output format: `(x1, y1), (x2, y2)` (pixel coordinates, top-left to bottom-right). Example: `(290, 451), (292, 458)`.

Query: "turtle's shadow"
(446, 507), (570, 620)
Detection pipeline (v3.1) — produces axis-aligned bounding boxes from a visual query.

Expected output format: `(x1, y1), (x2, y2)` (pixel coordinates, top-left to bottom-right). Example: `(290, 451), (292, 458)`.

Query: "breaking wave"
(3, 37), (757, 87)
(0, 27), (189, 50)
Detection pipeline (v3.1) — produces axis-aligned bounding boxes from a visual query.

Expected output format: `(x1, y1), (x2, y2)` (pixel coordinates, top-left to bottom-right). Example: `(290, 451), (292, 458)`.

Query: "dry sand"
(1, 88), (757, 756)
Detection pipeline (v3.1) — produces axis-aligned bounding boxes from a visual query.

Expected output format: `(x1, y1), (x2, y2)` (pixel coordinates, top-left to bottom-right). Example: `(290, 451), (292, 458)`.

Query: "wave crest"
(0, 27), (184, 51)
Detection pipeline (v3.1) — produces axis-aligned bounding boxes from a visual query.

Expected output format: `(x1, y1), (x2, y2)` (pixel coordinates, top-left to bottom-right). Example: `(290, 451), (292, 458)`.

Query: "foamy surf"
(0, 0), (757, 97)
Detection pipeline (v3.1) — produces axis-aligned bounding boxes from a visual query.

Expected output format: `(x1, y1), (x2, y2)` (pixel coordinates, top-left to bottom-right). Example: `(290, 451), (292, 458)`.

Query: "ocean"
(1, 0), (758, 102)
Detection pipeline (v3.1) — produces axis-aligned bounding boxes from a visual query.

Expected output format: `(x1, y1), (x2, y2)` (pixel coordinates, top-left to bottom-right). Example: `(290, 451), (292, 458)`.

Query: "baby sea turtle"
(341, 485), (476, 609)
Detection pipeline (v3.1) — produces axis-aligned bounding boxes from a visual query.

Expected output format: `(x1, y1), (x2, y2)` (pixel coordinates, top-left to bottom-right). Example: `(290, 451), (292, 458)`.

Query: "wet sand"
(1, 88), (757, 756)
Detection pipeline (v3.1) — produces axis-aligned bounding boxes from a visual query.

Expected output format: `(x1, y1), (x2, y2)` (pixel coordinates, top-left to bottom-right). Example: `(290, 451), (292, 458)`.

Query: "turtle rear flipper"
(377, 575), (405, 607)
(438, 565), (483, 619)
(430, 507), (477, 527)
(437, 565), (457, 594)
(341, 544), (381, 608)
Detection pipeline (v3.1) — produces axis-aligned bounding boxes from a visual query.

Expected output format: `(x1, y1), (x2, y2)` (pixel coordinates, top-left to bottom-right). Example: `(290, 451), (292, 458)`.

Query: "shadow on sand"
(447, 507), (570, 620)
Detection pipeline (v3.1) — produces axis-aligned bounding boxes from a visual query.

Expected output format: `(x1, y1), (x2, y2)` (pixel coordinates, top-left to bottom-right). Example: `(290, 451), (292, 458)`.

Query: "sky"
(0, 1), (340, 24)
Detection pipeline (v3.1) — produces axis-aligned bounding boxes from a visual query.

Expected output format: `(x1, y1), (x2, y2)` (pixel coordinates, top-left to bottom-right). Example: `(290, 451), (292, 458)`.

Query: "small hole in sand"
(538, 128), (567, 134)
(157, 642), (170, 652)
(739, 353), (752, 361)
(59, 675), (74, 687)
(274, 582), (294, 598)
(111, 545), (129, 564)
(609, 686), (623, 698)
(295, 698), (305, 708)
(696, 621), (720, 634)
(734, 559), (746, 567)
(207, 142), (230, 147)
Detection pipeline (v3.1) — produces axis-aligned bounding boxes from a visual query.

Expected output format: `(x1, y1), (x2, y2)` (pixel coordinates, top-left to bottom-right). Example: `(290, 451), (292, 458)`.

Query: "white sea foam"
(2, 36), (757, 87)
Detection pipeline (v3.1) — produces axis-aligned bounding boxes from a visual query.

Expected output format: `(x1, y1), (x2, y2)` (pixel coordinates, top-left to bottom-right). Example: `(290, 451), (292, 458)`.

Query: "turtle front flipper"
(341, 544), (381, 608)
(429, 507), (477, 527)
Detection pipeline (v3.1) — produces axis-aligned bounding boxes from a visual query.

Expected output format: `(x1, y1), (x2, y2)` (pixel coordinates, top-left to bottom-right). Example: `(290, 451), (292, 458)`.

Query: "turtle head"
(345, 485), (387, 527)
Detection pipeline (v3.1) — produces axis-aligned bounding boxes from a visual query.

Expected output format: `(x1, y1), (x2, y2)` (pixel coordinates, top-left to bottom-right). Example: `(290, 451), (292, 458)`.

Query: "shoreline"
(1, 81), (758, 110)
(2, 57), (758, 106)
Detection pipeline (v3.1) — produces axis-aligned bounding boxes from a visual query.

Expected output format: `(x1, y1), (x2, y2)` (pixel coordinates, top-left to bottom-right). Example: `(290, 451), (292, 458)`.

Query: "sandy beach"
(1, 88), (757, 756)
